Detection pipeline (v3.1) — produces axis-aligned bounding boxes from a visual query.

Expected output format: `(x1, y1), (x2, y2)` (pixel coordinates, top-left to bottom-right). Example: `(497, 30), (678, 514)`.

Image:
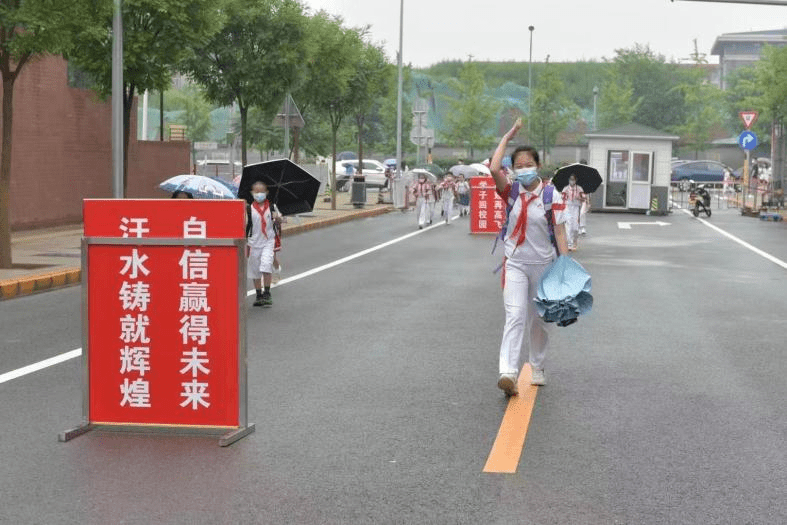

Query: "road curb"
(0, 268), (82, 300)
(2, 206), (394, 300)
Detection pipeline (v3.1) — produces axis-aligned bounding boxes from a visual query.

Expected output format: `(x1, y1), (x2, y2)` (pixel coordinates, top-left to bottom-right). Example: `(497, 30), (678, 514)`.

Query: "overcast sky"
(301, 0), (786, 67)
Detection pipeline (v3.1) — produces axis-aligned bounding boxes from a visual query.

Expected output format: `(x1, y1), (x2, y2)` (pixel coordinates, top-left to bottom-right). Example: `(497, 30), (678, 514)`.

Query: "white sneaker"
(530, 367), (546, 386)
(497, 373), (518, 396)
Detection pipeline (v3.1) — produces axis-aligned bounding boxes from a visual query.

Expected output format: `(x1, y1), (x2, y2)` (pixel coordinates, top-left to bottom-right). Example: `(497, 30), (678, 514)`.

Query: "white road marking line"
(0, 349), (82, 385)
(1, 217), (455, 384)
(674, 202), (787, 271)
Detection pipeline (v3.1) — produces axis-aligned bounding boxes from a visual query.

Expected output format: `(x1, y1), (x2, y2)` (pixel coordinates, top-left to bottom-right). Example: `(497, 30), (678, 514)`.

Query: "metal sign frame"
(59, 236), (254, 447)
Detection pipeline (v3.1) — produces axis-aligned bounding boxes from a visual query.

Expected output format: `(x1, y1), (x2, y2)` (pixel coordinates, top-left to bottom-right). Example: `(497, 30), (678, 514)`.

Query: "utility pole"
(528, 26), (534, 141)
(396, 0), (404, 181)
(112, 0), (123, 198)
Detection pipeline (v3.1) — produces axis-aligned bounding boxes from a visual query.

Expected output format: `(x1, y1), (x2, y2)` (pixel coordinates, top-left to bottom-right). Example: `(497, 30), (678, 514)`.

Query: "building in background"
(712, 28), (787, 90)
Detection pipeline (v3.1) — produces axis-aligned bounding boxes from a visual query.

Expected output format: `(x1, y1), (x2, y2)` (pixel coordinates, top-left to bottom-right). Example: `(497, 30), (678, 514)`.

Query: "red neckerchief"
(252, 200), (270, 239)
(415, 181), (430, 196)
(509, 185), (541, 248)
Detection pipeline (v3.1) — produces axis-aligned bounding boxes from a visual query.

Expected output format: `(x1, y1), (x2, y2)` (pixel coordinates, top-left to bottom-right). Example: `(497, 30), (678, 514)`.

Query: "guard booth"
(586, 123), (678, 214)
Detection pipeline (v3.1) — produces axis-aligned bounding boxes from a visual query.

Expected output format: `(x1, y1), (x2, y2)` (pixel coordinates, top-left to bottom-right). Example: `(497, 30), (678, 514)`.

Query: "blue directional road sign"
(738, 130), (758, 151)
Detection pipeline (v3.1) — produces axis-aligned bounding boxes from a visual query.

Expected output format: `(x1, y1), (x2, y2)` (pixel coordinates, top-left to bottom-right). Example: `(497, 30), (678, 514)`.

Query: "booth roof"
(585, 123), (679, 142)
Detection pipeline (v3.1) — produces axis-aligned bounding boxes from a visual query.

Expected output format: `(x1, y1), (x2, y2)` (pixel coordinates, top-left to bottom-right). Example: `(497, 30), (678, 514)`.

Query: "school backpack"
(493, 181), (559, 266)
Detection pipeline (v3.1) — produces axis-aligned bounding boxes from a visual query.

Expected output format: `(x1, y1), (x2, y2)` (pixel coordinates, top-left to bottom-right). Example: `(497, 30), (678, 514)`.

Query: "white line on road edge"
(0, 349), (82, 385)
(1, 217), (454, 385)
(674, 204), (787, 271)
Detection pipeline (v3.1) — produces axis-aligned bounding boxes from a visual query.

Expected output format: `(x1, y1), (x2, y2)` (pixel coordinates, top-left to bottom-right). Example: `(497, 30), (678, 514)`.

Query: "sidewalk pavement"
(0, 191), (395, 300)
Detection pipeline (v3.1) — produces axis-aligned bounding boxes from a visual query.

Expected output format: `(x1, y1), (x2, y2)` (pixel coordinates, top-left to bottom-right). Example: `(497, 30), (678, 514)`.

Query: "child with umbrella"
(438, 173), (458, 224)
(247, 181), (282, 307)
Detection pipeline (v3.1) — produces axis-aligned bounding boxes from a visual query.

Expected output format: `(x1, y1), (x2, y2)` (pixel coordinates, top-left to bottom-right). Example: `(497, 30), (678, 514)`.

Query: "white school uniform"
(439, 180), (456, 222)
(562, 184), (585, 248)
(247, 201), (279, 279)
(411, 180), (435, 227)
(497, 181), (566, 375)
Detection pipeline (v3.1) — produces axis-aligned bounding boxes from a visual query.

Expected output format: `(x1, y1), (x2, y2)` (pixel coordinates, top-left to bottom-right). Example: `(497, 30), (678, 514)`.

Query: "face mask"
(253, 192), (266, 202)
(515, 167), (539, 187)
(569, 179), (577, 186)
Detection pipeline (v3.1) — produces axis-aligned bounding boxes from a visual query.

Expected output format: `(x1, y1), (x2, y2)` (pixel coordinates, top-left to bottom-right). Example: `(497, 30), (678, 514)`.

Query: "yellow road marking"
(483, 365), (539, 474)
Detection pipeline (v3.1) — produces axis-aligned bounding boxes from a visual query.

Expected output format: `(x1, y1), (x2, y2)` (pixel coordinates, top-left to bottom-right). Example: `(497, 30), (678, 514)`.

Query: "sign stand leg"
(219, 423), (256, 447)
(59, 423), (95, 442)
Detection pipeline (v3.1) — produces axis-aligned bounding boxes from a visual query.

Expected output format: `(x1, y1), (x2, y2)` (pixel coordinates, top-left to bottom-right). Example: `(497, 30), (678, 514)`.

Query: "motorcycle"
(690, 185), (711, 218)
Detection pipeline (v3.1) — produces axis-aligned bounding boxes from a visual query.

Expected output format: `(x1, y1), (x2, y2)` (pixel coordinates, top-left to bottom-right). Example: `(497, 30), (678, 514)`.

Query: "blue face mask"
(515, 167), (539, 187)
(252, 192), (267, 202)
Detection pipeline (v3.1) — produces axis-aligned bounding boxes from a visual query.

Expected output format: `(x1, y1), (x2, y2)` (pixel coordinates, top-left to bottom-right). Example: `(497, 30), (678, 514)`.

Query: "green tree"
(597, 78), (641, 129)
(441, 61), (500, 159)
(183, 0), (307, 167)
(671, 69), (725, 157)
(0, 0), (89, 267)
(351, 41), (391, 181)
(609, 44), (686, 131)
(528, 66), (576, 159)
(69, 0), (219, 195)
(293, 12), (363, 208)
(168, 85), (214, 165)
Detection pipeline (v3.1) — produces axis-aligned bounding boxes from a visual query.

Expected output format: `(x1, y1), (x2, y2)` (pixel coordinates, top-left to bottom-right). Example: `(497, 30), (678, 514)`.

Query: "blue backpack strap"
(542, 184), (559, 255)
(492, 182), (519, 273)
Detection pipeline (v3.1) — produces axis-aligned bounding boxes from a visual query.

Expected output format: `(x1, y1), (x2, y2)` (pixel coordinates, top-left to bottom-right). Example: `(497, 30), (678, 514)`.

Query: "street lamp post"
(112, 0), (123, 198)
(528, 26), (534, 140)
(396, 0), (404, 181)
(593, 86), (599, 131)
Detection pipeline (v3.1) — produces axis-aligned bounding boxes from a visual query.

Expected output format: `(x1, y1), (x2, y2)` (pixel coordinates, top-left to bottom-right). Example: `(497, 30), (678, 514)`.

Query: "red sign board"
(470, 177), (506, 234)
(83, 199), (246, 428)
(739, 111), (759, 130)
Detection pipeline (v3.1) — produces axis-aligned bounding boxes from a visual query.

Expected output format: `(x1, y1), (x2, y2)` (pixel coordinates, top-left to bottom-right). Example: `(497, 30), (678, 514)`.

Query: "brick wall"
(1, 55), (190, 230)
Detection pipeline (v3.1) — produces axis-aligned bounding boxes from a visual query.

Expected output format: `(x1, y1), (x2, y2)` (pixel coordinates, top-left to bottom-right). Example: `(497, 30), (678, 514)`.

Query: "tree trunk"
(357, 114), (365, 181)
(0, 76), (14, 268)
(292, 127), (300, 164)
(123, 85), (135, 197)
(331, 125), (337, 210)
(240, 104), (248, 167)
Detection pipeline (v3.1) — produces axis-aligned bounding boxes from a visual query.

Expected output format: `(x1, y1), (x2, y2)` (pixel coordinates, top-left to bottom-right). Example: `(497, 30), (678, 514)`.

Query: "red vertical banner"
(82, 200), (246, 429)
(470, 177), (506, 234)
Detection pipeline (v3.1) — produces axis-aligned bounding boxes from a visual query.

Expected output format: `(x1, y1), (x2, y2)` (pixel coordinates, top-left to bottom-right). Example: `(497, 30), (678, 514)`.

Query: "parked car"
(335, 159), (387, 190)
(671, 160), (735, 191)
(733, 157), (771, 182)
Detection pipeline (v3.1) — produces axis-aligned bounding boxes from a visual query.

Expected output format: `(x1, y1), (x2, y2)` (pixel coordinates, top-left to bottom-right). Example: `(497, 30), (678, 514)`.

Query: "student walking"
(456, 174), (471, 217)
(411, 173), (436, 229)
(489, 118), (569, 395)
(562, 175), (586, 250)
(438, 173), (458, 224)
(246, 181), (282, 307)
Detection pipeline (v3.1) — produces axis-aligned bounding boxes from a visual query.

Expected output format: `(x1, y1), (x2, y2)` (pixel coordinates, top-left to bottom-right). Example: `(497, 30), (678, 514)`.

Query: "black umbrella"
(552, 163), (602, 193)
(239, 159), (320, 216)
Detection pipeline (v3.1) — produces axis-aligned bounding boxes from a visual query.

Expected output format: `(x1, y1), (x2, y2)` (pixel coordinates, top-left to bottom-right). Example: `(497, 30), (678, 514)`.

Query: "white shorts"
(247, 240), (275, 279)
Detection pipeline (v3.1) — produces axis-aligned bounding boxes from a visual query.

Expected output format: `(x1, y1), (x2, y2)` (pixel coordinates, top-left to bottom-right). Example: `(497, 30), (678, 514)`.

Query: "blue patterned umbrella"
(159, 174), (237, 199)
(534, 256), (593, 327)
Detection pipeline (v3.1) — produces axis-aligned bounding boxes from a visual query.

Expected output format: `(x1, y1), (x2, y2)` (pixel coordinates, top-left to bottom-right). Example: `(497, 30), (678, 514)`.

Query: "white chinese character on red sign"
(183, 216), (207, 239)
(479, 200), (488, 209)
(119, 314), (151, 344)
(494, 200), (504, 210)
(179, 249), (210, 280)
(119, 345), (151, 376)
(119, 217), (150, 238)
(180, 379), (210, 409)
(180, 347), (211, 377)
(179, 283), (211, 312)
(119, 281), (151, 311)
(179, 314), (210, 345)
(119, 249), (150, 279)
(479, 220), (487, 229)
(120, 378), (151, 407)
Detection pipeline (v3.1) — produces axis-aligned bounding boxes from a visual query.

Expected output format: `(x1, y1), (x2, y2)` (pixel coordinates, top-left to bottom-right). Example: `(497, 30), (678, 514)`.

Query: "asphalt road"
(1, 203), (786, 524)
